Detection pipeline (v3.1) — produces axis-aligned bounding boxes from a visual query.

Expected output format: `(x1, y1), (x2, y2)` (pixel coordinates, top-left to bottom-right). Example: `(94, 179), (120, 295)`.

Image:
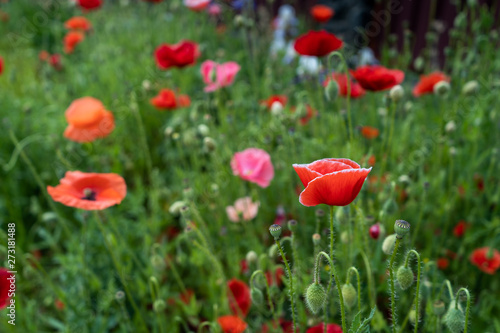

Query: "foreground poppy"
(323, 73), (365, 98)
(226, 197), (260, 222)
(78, 0), (102, 10)
(294, 30), (343, 57)
(150, 89), (191, 110)
(217, 315), (247, 333)
(0, 268), (11, 309)
(227, 278), (251, 317)
(469, 247), (500, 274)
(351, 65), (404, 91)
(65, 16), (92, 31)
(310, 5), (334, 23)
(231, 148), (274, 188)
(63, 31), (85, 54)
(154, 40), (200, 70)
(412, 71), (450, 97)
(201, 60), (241, 92)
(47, 171), (127, 210)
(361, 126), (380, 139)
(293, 158), (371, 207)
(307, 323), (343, 333)
(63, 97), (115, 142)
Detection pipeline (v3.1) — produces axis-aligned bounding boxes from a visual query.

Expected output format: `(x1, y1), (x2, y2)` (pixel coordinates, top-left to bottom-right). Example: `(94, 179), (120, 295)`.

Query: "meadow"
(0, 0), (499, 332)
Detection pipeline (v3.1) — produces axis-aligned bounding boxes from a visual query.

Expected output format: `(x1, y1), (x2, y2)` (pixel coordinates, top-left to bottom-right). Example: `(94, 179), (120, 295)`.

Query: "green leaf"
(348, 307), (376, 333)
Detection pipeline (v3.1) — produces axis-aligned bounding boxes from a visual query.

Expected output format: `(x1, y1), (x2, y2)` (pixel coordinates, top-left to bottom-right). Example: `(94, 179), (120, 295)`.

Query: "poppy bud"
(325, 78), (339, 102)
(382, 234), (397, 255)
(305, 283), (326, 314)
(433, 300), (446, 317)
(203, 137), (216, 152)
(433, 81), (450, 97)
(288, 219), (298, 232)
(234, 15), (245, 28)
(377, 107), (388, 117)
(445, 120), (456, 132)
(312, 233), (321, 245)
(268, 244), (278, 258)
(389, 85), (404, 102)
(341, 283), (357, 308)
(404, 101), (413, 112)
(153, 299), (166, 312)
(340, 231), (351, 244)
(246, 251), (258, 264)
(142, 80), (151, 91)
(409, 309), (417, 325)
(295, 103), (307, 119)
(394, 220), (410, 239)
(198, 124), (210, 136)
(169, 200), (186, 216)
(164, 126), (174, 137)
(462, 80), (479, 96)
(270, 101), (284, 116)
(251, 287), (264, 305)
(269, 224), (282, 240)
(150, 254), (166, 271)
(444, 307), (465, 333)
(115, 290), (125, 302)
(397, 266), (414, 290)
(369, 223), (380, 239)
(414, 57), (424, 71)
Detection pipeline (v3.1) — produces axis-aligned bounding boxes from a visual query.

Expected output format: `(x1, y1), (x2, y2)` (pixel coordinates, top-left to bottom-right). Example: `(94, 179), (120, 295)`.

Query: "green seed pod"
(153, 299), (166, 312)
(305, 283), (326, 314)
(397, 266), (414, 290)
(394, 220), (410, 239)
(444, 307), (465, 333)
(269, 224), (282, 240)
(251, 288), (264, 306)
(433, 300), (446, 317)
(325, 78), (339, 102)
(389, 85), (404, 102)
(288, 220), (298, 233)
(341, 283), (357, 308)
(382, 234), (397, 255)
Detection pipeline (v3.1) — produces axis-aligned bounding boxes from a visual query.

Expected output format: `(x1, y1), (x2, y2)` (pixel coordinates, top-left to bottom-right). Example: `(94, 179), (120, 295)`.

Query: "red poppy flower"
(474, 174), (484, 192)
(49, 54), (62, 71)
(240, 259), (248, 275)
(55, 299), (65, 310)
(217, 315), (247, 333)
(323, 73), (365, 98)
(291, 105), (317, 125)
(265, 267), (284, 287)
(262, 95), (288, 110)
(310, 5), (334, 23)
(63, 97), (114, 142)
(470, 247), (500, 274)
(0, 268), (12, 309)
(453, 220), (468, 237)
(65, 16), (92, 31)
(294, 30), (343, 57)
(368, 155), (376, 166)
(63, 31), (85, 54)
(227, 278), (251, 317)
(78, 0), (102, 10)
(437, 258), (449, 270)
(150, 89), (190, 110)
(361, 126), (379, 139)
(351, 65), (404, 91)
(154, 40), (200, 70)
(293, 158), (371, 207)
(47, 171), (127, 210)
(180, 289), (194, 304)
(307, 323), (343, 333)
(412, 72), (450, 97)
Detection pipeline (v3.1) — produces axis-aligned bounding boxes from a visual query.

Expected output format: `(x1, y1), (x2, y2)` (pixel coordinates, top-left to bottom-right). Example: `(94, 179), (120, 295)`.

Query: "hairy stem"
(389, 237), (402, 333)
(276, 239), (297, 333)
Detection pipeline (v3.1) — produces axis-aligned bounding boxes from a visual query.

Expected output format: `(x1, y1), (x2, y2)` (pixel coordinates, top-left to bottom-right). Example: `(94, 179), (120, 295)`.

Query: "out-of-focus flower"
(310, 5), (334, 23)
(307, 323), (343, 333)
(231, 148), (274, 188)
(78, 0), (102, 10)
(262, 95), (288, 110)
(55, 299), (65, 310)
(227, 278), (251, 317)
(63, 31), (85, 54)
(297, 56), (321, 76)
(262, 319), (294, 333)
(207, 3), (221, 16)
(265, 267), (284, 287)
(226, 197), (259, 222)
(63, 97), (114, 142)
(293, 158), (371, 207)
(49, 54), (63, 71)
(361, 126), (380, 139)
(217, 315), (247, 333)
(470, 247), (500, 274)
(201, 60), (240, 92)
(323, 73), (365, 98)
(47, 171), (126, 210)
(154, 41), (200, 70)
(437, 258), (449, 270)
(39, 51), (50, 61)
(294, 30), (343, 57)
(0, 268), (11, 309)
(412, 72), (450, 97)
(351, 65), (404, 91)
(369, 223), (380, 239)
(184, 0), (210, 11)
(65, 16), (92, 31)
(453, 220), (468, 237)
(150, 89), (190, 110)
(292, 104), (317, 125)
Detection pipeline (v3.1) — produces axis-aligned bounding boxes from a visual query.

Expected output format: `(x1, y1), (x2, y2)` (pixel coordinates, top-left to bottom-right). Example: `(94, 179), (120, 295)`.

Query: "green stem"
(346, 267), (362, 314)
(325, 205), (347, 333)
(276, 239), (297, 333)
(455, 288), (471, 333)
(328, 51), (352, 143)
(404, 250), (421, 333)
(314, 251), (334, 283)
(360, 250), (375, 307)
(389, 237), (402, 333)
(94, 212), (149, 332)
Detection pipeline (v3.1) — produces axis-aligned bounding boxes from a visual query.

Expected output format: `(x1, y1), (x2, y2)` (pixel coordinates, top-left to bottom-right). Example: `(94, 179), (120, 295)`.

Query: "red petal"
(293, 164), (321, 187)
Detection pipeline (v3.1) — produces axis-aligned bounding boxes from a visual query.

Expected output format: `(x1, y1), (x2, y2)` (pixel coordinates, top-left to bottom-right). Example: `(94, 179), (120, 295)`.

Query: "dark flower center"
(82, 188), (97, 201)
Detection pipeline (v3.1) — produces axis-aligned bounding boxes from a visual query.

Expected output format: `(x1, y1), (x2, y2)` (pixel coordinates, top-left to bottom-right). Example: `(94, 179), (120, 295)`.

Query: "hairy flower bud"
(305, 283), (326, 314)
(153, 299), (166, 312)
(444, 307), (465, 333)
(397, 266), (414, 290)
(251, 287), (264, 305)
(389, 85), (404, 102)
(246, 251), (258, 264)
(341, 283), (357, 308)
(325, 78), (339, 102)
(433, 300), (446, 317)
(394, 220), (410, 239)
(269, 224), (282, 240)
(382, 234), (397, 255)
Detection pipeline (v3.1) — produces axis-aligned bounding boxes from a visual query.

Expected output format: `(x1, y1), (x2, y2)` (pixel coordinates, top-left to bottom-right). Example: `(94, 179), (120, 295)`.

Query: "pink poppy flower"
(184, 0), (211, 12)
(226, 197), (259, 222)
(201, 60), (240, 92)
(231, 148), (274, 188)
